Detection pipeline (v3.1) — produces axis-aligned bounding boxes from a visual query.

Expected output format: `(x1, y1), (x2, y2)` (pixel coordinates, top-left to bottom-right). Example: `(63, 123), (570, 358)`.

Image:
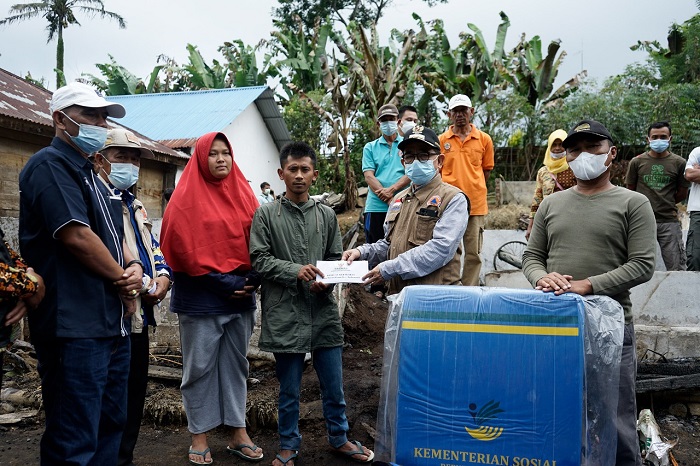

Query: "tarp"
(376, 286), (624, 466)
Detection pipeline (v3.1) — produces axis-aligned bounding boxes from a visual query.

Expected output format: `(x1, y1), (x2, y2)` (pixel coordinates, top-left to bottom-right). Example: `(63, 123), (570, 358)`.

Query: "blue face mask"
(103, 157), (140, 190)
(380, 121), (398, 137)
(649, 139), (670, 153)
(405, 159), (436, 186)
(61, 112), (108, 154)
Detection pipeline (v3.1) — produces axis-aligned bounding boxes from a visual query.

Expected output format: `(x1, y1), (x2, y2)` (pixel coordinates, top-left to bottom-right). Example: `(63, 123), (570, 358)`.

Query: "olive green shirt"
(522, 187), (656, 323)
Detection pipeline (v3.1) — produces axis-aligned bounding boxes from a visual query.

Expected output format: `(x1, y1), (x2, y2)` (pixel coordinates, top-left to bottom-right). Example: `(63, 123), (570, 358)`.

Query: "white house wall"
(223, 104), (284, 198)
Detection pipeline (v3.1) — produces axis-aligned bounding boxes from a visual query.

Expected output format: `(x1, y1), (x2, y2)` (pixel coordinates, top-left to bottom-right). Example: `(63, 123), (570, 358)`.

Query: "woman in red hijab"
(161, 132), (263, 464)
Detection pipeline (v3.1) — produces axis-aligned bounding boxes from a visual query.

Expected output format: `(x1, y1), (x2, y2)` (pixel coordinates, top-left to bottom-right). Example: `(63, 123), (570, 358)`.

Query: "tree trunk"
(342, 142), (357, 212)
(56, 26), (65, 87)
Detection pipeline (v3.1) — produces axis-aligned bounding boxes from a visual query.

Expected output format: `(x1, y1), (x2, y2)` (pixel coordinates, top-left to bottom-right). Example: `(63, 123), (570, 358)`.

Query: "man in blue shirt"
(362, 104), (410, 244)
(19, 82), (143, 466)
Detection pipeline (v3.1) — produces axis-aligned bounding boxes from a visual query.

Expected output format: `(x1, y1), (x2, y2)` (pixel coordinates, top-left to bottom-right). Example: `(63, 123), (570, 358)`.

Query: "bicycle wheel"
(493, 240), (528, 271)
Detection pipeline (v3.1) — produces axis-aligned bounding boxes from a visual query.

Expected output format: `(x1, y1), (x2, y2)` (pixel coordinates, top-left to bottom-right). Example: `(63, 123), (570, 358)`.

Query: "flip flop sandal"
(227, 443), (264, 462)
(336, 440), (374, 463)
(275, 451), (299, 465)
(188, 446), (213, 465)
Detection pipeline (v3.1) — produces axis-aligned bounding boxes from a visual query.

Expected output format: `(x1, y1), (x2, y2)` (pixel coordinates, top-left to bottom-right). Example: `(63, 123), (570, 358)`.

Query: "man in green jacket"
(249, 141), (374, 466)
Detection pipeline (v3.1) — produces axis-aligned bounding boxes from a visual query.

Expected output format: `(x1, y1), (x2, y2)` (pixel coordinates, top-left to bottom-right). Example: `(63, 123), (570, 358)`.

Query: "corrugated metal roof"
(107, 87), (292, 150)
(0, 68), (53, 126)
(0, 68), (185, 160)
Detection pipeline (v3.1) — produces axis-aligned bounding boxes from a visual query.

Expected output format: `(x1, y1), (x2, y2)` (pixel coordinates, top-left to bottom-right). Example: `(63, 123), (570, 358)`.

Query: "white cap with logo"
(50, 82), (126, 118)
(448, 94), (472, 110)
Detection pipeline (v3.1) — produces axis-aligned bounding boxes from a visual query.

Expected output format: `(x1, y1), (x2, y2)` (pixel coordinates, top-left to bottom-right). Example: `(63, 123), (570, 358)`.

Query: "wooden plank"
(147, 364), (182, 381)
(636, 373), (700, 393)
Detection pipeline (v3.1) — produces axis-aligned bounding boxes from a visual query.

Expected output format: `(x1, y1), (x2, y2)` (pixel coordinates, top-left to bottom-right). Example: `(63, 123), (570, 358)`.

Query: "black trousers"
(117, 330), (150, 466)
(364, 211), (387, 244)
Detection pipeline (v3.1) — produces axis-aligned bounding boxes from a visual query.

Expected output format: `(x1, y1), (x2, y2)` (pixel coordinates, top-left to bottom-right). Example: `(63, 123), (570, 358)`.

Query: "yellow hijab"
(543, 129), (569, 175)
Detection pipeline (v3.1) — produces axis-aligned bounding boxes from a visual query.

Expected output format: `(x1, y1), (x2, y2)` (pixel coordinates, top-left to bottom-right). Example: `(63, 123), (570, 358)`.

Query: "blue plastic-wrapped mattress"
(392, 286), (584, 466)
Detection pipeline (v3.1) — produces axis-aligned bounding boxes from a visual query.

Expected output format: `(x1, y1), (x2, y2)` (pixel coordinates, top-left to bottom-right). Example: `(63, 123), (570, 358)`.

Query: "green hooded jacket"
(250, 196), (344, 352)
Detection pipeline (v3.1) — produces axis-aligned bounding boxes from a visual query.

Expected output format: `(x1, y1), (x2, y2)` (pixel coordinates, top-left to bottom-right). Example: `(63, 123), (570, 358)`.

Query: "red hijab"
(161, 132), (259, 276)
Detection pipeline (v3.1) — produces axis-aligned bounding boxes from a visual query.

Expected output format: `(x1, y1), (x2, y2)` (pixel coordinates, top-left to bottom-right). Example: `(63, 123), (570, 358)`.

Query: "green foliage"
(268, 17), (331, 100)
(82, 54), (163, 95)
(0, 1), (126, 87)
(273, 0), (446, 30)
(283, 93), (323, 151)
(478, 90), (532, 147)
(418, 12), (510, 108)
(348, 114), (376, 188)
(219, 40), (271, 87)
(23, 72), (48, 89)
(632, 14), (700, 85)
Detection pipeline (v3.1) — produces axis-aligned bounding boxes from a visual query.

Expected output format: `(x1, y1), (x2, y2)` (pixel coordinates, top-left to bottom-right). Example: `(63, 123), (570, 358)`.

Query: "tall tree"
(0, 0), (126, 87)
(274, 0), (446, 31)
(632, 13), (700, 85)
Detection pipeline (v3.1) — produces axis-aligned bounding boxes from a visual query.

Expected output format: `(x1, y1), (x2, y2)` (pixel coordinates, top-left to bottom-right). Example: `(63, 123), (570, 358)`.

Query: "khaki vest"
(384, 175), (466, 294)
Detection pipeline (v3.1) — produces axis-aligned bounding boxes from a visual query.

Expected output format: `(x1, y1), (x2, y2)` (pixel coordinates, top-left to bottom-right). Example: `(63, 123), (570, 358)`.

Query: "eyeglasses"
(402, 152), (437, 164)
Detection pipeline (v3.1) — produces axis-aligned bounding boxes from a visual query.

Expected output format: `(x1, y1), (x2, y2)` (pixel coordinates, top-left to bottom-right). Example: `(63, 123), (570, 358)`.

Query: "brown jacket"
(384, 175), (466, 294)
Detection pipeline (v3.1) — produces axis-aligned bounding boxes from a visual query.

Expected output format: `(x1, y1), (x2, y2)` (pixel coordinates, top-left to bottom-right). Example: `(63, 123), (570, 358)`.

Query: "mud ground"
(2, 283), (700, 465)
(0, 284), (388, 465)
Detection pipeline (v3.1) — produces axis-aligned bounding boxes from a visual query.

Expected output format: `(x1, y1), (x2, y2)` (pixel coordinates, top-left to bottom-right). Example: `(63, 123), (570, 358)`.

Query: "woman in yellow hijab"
(525, 129), (577, 240)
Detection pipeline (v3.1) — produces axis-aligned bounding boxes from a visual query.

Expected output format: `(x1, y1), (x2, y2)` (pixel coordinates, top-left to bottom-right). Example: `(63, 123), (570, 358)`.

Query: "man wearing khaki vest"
(342, 126), (470, 294)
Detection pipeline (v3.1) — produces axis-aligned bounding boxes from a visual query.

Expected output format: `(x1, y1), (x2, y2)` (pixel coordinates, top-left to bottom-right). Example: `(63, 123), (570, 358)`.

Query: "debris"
(637, 409), (678, 466)
(147, 364), (181, 382)
(0, 410), (38, 425)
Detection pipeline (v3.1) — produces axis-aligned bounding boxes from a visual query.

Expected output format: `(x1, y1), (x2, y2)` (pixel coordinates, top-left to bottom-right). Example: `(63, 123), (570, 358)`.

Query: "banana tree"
(219, 39), (274, 87)
(181, 44), (228, 90)
(498, 34), (585, 179)
(500, 35), (565, 107)
(269, 17), (332, 100)
(288, 42), (363, 211)
(331, 19), (427, 139)
(83, 54), (163, 95)
(418, 12), (511, 109)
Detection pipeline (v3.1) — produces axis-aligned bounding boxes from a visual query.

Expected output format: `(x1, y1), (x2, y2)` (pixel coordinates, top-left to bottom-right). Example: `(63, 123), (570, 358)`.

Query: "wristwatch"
(157, 271), (173, 291)
(126, 259), (144, 271)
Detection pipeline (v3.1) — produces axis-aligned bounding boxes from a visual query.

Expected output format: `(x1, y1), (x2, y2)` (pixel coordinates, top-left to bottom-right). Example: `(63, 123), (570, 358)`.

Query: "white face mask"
(568, 149), (611, 181)
(549, 150), (566, 160)
(400, 121), (416, 134)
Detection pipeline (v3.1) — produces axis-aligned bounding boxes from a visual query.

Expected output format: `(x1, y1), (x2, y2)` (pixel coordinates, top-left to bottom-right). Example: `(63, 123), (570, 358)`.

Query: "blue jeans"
(274, 347), (349, 450)
(35, 336), (131, 466)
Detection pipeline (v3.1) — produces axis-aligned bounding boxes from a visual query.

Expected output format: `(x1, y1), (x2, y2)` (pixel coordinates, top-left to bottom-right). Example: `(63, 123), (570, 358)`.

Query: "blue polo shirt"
(362, 135), (404, 213)
(19, 137), (126, 339)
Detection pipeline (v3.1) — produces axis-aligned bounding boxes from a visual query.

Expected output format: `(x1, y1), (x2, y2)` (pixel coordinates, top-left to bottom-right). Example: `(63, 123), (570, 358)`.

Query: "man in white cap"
(94, 128), (173, 466)
(439, 94), (494, 286)
(19, 82), (143, 465)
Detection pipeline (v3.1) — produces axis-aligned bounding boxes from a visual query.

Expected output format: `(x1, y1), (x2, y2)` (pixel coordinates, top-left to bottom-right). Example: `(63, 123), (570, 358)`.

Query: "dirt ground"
(0, 285), (387, 466)
(2, 219), (700, 465)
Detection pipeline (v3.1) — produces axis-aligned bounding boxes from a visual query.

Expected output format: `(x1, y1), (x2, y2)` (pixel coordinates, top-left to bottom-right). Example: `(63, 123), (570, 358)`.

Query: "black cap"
(562, 119), (613, 149)
(398, 125), (441, 151)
